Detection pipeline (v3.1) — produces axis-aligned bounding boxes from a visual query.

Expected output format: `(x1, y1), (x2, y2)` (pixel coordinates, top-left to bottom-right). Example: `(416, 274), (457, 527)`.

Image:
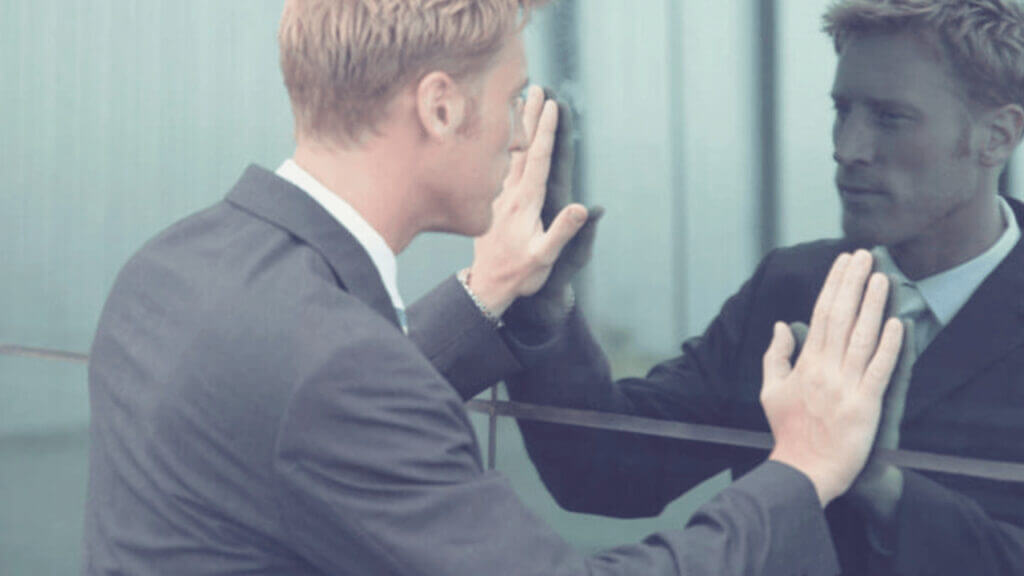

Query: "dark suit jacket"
(82, 165), (840, 575)
(418, 198), (1024, 575)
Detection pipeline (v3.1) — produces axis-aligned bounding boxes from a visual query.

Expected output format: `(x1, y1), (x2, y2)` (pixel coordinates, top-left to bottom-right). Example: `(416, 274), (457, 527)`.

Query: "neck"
(292, 139), (421, 254)
(889, 192), (1004, 280)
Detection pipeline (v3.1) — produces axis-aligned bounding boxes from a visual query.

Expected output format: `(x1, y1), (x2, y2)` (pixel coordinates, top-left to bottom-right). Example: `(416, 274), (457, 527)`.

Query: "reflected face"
(831, 31), (983, 248)
(442, 33), (529, 236)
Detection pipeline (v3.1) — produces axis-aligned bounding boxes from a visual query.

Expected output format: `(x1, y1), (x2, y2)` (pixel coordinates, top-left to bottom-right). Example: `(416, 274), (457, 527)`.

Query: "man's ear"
(980, 103), (1024, 167)
(416, 71), (467, 141)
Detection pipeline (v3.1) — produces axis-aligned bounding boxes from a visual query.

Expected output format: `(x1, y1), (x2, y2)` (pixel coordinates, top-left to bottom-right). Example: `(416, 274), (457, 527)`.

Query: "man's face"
(441, 33), (529, 236)
(831, 31), (984, 249)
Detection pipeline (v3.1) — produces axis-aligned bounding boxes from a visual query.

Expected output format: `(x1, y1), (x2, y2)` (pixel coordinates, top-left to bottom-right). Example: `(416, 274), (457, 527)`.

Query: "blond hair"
(823, 0), (1024, 109)
(280, 0), (543, 145)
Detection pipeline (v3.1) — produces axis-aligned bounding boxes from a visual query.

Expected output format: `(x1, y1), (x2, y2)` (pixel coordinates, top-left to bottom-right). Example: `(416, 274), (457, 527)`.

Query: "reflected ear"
(981, 104), (1024, 167)
(416, 71), (467, 141)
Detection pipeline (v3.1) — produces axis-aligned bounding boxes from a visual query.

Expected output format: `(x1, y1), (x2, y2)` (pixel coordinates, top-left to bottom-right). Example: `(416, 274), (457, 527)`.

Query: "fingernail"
(573, 208), (587, 223)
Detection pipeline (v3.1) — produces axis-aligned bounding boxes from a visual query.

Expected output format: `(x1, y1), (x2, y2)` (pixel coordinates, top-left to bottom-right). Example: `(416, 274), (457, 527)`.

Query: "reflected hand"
(848, 279), (917, 525)
(467, 86), (591, 317)
(762, 250), (904, 507)
(507, 90), (603, 328)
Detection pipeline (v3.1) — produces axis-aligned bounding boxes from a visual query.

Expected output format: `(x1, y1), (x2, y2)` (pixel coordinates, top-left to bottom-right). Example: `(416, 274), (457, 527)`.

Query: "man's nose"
(833, 113), (874, 166)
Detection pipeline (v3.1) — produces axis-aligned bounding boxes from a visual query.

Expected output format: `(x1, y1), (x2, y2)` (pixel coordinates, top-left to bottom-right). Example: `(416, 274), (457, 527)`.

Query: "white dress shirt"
(873, 196), (1020, 352)
(275, 159), (407, 329)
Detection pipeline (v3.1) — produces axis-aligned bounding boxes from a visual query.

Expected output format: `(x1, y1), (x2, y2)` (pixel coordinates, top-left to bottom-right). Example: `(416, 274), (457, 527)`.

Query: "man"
(419, 0), (1024, 574)
(81, 1), (903, 575)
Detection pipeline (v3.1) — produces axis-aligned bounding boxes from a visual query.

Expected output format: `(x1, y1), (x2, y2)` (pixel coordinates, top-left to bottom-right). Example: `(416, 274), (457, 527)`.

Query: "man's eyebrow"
(515, 78), (529, 94)
(830, 92), (921, 113)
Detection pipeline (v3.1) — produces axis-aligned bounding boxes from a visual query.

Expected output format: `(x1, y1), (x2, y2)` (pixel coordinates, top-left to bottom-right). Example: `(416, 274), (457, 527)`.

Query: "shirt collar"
(275, 159), (405, 311)
(875, 196), (1019, 326)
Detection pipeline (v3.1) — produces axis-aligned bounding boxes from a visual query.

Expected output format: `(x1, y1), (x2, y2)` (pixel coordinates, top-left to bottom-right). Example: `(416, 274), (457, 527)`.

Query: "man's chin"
(841, 214), (889, 248)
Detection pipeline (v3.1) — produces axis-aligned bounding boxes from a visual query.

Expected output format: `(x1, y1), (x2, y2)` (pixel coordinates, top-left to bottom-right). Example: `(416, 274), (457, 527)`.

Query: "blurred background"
(3, 1), (1023, 573)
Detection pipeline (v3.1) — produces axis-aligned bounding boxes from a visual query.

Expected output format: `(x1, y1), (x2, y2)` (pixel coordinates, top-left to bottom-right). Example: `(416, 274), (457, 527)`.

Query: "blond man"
(82, 1), (902, 574)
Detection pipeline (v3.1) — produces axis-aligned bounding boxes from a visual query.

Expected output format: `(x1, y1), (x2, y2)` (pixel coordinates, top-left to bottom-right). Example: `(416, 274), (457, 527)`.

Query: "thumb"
(788, 321), (809, 366)
(537, 203), (588, 265)
(763, 322), (795, 386)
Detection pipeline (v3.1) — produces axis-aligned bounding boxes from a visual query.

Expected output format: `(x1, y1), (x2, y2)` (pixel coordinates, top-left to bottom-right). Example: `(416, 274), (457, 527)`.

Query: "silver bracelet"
(457, 268), (505, 329)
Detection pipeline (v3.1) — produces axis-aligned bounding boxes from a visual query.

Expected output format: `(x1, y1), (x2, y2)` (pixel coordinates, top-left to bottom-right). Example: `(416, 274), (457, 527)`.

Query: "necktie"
(893, 279), (936, 356)
(870, 246), (938, 356)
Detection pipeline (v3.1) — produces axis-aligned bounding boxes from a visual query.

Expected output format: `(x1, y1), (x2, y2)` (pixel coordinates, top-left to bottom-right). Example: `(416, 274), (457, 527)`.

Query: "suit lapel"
(224, 164), (402, 330)
(904, 198), (1024, 422)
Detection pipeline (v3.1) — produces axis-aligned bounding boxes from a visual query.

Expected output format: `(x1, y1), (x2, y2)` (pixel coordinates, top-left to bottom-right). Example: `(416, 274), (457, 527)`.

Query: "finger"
(883, 272), (902, 322)
(879, 319), (915, 436)
(822, 249), (873, 358)
(842, 273), (890, 376)
(861, 318), (905, 399)
(804, 252), (852, 352)
(506, 87), (545, 186)
(544, 207), (603, 291)
(894, 318), (917, 385)
(561, 213), (598, 268)
(535, 203), (588, 266)
(503, 151), (527, 189)
(869, 246), (895, 318)
(521, 100), (559, 205)
(763, 322), (796, 386)
(788, 321), (809, 365)
(523, 85), (545, 145)
(541, 99), (576, 226)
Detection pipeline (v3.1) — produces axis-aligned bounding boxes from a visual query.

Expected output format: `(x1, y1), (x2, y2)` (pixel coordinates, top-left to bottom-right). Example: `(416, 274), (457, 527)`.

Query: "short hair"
(279, 0), (544, 146)
(823, 0), (1024, 109)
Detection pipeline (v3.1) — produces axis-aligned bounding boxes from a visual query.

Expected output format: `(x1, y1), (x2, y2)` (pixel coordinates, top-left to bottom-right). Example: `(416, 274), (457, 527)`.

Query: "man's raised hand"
(762, 250), (905, 507)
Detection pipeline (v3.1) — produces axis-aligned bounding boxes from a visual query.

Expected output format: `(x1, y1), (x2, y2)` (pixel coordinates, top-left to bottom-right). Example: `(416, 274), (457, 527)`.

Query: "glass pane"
(0, 356), (89, 575)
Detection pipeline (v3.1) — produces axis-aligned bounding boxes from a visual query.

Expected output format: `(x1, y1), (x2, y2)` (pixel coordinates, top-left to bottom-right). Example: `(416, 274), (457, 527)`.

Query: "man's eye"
(876, 110), (909, 127)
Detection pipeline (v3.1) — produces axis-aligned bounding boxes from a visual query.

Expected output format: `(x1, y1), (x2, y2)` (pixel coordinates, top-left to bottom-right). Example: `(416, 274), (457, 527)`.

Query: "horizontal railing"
(6, 344), (1024, 483)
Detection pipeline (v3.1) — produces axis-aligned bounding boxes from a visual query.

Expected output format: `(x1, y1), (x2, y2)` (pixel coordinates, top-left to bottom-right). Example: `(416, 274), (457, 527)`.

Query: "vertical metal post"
(666, 0), (688, 339)
(757, 0), (780, 255)
(486, 385), (498, 470)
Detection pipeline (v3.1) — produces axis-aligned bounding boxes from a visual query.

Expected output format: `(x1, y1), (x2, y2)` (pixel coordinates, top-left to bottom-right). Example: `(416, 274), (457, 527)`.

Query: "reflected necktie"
(893, 279), (936, 356)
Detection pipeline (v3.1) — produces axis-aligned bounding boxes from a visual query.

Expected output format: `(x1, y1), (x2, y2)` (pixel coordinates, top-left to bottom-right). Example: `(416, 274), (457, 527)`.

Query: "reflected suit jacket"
(412, 197), (1024, 576)
(82, 164), (841, 576)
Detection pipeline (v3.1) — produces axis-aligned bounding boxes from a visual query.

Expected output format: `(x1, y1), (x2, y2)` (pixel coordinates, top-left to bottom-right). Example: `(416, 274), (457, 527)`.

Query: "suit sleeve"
(881, 471), (1024, 575)
(271, 305), (838, 576)
(492, 253), (777, 518)
(407, 276), (523, 400)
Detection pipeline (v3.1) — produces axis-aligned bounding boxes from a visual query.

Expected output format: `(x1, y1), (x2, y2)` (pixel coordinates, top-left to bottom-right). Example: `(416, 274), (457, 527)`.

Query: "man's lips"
(837, 182), (885, 198)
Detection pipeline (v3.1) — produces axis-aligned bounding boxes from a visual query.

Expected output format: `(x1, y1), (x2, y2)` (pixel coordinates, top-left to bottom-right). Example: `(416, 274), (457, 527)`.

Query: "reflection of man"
(416, 0), (1024, 574)
(81, 1), (903, 575)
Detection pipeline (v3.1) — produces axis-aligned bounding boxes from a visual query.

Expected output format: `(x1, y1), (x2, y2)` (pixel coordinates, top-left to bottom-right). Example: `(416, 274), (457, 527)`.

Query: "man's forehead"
(832, 30), (961, 103)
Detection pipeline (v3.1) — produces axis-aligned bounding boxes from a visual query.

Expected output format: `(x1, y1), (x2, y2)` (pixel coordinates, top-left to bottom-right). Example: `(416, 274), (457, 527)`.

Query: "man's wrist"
(509, 285), (575, 329)
(457, 268), (507, 328)
(851, 465), (904, 522)
(768, 450), (842, 508)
